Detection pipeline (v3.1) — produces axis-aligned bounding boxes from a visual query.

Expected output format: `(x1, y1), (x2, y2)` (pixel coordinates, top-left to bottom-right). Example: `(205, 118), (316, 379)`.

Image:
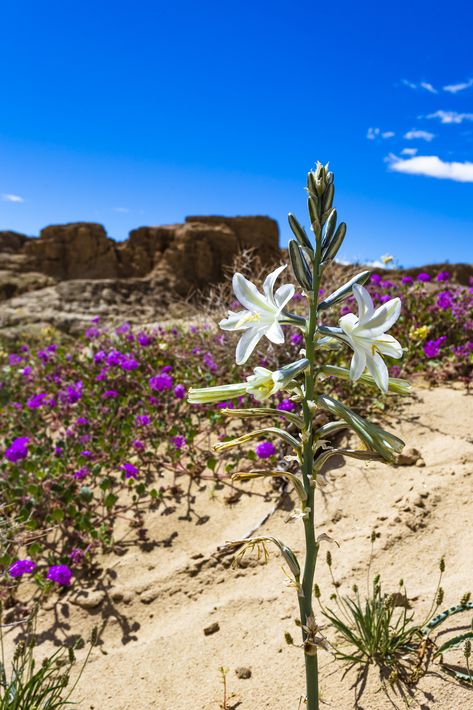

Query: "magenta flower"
(401, 276), (413, 285)
(27, 393), (48, 409)
(9, 354), (23, 366)
(162, 365), (173, 374)
(137, 332), (153, 346)
(121, 462), (139, 479)
(278, 399), (296, 412)
(290, 332), (303, 346)
(436, 291), (453, 310)
(424, 336), (447, 358)
(47, 564), (73, 586)
(135, 414), (151, 427)
(74, 466), (90, 480)
(69, 548), (85, 564)
(172, 435), (186, 449)
(102, 389), (119, 399)
(120, 356), (139, 371)
(370, 273), (382, 284)
(256, 441), (277, 459)
(173, 384), (186, 399)
(132, 439), (145, 450)
(436, 271), (450, 282)
(5, 437), (30, 462)
(76, 417), (89, 426)
(149, 374), (173, 391)
(85, 327), (100, 339)
(417, 272), (431, 282)
(9, 559), (37, 578)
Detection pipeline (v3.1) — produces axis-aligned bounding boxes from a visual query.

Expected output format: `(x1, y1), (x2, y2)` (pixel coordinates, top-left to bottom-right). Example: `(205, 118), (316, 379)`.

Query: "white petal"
(358, 297), (401, 336)
(375, 334), (403, 359)
(265, 321), (285, 344)
(339, 312), (358, 334)
(366, 352), (389, 393)
(349, 348), (367, 382)
(353, 284), (374, 323)
(235, 327), (265, 365)
(219, 310), (252, 331)
(233, 273), (273, 315)
(274, 283), (295, 309)
(263, 265), (287, 303)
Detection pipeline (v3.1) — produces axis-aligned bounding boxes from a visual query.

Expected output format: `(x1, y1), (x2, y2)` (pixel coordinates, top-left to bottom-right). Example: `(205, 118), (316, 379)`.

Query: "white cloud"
(426, 110), (473, 124)
(420, 82), (437, 94)
(443, 78), (473, 93)
(387, 154), (473, 183)
(401, 79), (437, 93)
(112, 207), (129, 213)
(400, 147), (418, 155)
(367, 127), (395, 140)
(404, 129), (435, 142)
(1, 193), (24, 203)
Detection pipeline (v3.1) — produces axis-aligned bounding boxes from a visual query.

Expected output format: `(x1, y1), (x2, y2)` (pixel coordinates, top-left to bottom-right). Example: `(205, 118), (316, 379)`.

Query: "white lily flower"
(188, 358), (308, 404)
(219, 265), (295, 365)
(338, 284), (402, 393)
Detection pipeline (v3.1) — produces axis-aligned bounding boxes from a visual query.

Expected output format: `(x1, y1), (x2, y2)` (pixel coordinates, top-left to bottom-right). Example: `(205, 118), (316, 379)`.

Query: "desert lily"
(219, 265), (303, 364)
(188, 358), (308, 404)
(189, 161), (407, 710)
(321, 283), (402, 392)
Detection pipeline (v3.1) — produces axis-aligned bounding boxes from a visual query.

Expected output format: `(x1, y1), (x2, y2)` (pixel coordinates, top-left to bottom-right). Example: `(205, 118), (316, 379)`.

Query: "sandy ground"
(7, 385), (473, 710)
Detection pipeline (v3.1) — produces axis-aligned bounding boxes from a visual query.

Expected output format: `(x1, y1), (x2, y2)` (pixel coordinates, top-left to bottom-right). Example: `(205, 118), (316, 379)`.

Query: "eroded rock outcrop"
(0, 216), (280, 333)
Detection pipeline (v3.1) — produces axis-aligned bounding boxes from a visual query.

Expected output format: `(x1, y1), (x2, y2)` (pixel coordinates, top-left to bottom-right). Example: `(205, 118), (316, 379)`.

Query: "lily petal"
(353, 283), (375, 324)
(263, 265), (287, 304)
(232, 273), (273, 315)
(366, 352), (389, 393)
(375, 334), (403, 359)
(235, 327), (266, 365)
(274, 283), (296, 309)
(265, 321), (285, 344)
(350, 348), (366, 382)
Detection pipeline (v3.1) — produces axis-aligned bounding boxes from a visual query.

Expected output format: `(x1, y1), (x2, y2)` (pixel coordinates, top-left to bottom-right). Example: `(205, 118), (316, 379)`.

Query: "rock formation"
(0, 216), (280, 334)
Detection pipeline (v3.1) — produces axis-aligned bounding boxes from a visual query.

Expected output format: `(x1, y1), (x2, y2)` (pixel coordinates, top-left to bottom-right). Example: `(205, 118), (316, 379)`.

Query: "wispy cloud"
(367, 127), (395, 140)
(404, 129), (435, 142)
(443, 78), (473, 94)
(401, 79), (437, 94)
(387, 154), (473, 183)
(1, 193), (24, 203)
(426, 110), (473, 124)
(112, 207), (130, 213)
(400, 147), (418, 156)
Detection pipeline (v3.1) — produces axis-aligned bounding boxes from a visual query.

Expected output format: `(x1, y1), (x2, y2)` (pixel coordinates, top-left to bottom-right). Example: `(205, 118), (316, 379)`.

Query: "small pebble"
(235, 666), (252, 679)
(203, 622), (220, 636)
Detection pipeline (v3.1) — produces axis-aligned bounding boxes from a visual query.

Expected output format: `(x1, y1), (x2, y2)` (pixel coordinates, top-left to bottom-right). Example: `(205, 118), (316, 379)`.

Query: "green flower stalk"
(188, 161), (407, 709)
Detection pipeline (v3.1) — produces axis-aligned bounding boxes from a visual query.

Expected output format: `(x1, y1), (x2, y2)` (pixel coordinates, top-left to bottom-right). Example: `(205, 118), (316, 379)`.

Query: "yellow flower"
(410, 325), (430, 341)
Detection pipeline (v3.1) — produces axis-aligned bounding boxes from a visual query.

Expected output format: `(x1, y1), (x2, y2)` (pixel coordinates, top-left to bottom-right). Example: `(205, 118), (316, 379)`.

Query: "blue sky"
(0, 0), (472, 266)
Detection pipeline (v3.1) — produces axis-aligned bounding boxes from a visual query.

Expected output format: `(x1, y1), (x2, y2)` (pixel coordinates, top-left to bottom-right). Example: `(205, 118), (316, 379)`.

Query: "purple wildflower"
(172, 435), (186, 449)
(116, 322), (131, 335)
(278, 399), (296, 412)
(436, 271), (450, 282)
(436, 291), (453, 310)
(149, 374), (173, 391)
(256, 441), (277, 459)
(69, 548), (85, 564)
(102, 389), (119, 399)
(135, 414), (151, 427)
(424, 336), (447, 358)
(417, 272), (431, 282)
(370, 273), (382, 284)
(161, 365), (173, 374)
(85, 327), (100, 339)
(137, 332), (153, 346)
(9, 559), (37, 578)
(47, 564), (73, 586)
(5, 437), (30, 462)
(401, 276), (413, 285)
(27, 393), (48, 409)
(121, 462), (139, 479)
(173, 384), (186, 399)
(121, 356), (139, 371)
(291, 332), (303, 346)
(9, 354), (23, 366)
(132, 439), (145, 450)
(74, 466), (90, 480)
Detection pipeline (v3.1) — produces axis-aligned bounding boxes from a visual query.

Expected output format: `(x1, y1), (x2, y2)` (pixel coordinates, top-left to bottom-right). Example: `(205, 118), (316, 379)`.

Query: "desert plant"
(189, 161), (411, 709)
(0, 604), (96, 709)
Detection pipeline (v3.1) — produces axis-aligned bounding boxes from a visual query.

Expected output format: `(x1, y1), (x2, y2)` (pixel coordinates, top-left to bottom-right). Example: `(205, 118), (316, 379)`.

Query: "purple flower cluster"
(424, 336), (447, 358)
(4, 437), (30, 462)
(255, 441), (276, 459)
